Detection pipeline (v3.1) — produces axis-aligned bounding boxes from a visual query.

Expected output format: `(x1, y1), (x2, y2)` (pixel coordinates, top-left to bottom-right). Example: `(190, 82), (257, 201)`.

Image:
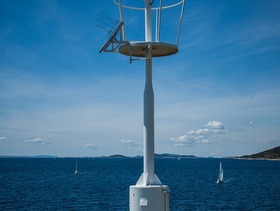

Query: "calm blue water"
(0, 158), (279, 210)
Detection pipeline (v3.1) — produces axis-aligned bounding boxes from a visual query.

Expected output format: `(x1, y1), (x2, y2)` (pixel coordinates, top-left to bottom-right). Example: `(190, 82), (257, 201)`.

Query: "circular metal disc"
(119, 42), (178, 57)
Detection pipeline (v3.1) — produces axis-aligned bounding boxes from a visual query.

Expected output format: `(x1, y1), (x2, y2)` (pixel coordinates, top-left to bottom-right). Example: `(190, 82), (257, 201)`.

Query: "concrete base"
(130, 185), (170, 211)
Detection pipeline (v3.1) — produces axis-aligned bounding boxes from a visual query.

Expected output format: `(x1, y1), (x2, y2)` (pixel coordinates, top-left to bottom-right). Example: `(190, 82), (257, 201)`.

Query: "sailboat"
(216, 161), (224, 184)
(74, 159), (80, 175)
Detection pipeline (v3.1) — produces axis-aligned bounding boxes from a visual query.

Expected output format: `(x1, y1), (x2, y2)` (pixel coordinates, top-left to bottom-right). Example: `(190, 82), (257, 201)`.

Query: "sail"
(219, 162), (224, 181)
(74, 159), (80, 174)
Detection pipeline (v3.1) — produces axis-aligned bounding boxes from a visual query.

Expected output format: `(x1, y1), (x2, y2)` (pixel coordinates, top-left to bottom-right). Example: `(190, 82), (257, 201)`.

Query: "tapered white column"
(144, 0), (154, 183)
(135, 0), (161, 187)
(129, 1), (169, 210)
(143, 55), (155, 184)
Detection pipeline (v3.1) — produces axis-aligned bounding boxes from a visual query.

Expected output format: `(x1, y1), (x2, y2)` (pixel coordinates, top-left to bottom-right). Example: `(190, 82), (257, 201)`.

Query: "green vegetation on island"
(238, 146), (280, 160)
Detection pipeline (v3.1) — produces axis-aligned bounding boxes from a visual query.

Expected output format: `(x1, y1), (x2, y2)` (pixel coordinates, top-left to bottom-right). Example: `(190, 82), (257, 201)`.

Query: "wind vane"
(99, 1), (185, 210)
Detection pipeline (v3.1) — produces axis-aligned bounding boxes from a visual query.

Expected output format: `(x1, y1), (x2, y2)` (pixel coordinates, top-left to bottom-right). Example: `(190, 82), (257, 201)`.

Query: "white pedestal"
(130, 185), (170, 211)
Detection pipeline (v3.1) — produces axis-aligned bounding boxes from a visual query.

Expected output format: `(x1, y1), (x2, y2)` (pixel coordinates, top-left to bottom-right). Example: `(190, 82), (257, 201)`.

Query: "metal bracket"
(99, 21), (126, 53)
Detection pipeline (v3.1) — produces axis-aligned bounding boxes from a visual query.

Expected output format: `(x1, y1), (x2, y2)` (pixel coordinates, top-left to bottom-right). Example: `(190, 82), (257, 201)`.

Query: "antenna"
(94, 10), (119, 34)
(99, 1), (185, 210)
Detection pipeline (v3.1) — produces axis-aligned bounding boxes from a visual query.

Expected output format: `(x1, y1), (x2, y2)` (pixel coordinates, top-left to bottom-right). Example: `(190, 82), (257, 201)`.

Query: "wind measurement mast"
(99, 1), (185, 210)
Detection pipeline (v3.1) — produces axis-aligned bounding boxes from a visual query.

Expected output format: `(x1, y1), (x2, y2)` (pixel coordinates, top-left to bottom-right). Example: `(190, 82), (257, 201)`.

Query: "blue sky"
(1, 0), (280, 157)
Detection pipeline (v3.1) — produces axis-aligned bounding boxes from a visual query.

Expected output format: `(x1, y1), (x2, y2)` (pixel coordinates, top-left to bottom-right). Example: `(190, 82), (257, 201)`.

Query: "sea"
(0, 158), (279, 210)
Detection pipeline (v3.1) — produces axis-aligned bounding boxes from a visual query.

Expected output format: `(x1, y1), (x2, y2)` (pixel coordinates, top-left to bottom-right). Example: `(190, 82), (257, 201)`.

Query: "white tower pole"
(143, 0), (155, 184)
(129, 1), (169, 211)
(134, 0), (162, 188)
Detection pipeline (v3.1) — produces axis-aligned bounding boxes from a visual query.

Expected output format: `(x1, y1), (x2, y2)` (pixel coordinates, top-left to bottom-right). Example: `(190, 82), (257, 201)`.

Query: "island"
(236, 146), (280, 160)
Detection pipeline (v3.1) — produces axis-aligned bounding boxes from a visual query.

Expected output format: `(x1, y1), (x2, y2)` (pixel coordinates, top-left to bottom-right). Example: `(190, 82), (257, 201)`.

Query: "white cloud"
(0, 137), (7, 141)
(205, 121), (224, 129)
(170, 121), (226, 146)
(23, 137), (49, 144)
(204, 121), (225, 134)
(84, 144), (100, 149)
(120, 139), (138, 147)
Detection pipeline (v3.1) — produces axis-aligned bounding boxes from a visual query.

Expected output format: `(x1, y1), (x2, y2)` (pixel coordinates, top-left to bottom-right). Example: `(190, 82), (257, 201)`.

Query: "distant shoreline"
(1, 146), (279, 160)
(234, 157), (280, 161)
(1, 156), (279, 161)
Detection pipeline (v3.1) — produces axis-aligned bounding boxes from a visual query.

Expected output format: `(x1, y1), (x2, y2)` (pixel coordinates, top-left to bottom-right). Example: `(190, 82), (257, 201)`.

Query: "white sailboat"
(74, 159), (80, 175)
(216, 161), (224, 184)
